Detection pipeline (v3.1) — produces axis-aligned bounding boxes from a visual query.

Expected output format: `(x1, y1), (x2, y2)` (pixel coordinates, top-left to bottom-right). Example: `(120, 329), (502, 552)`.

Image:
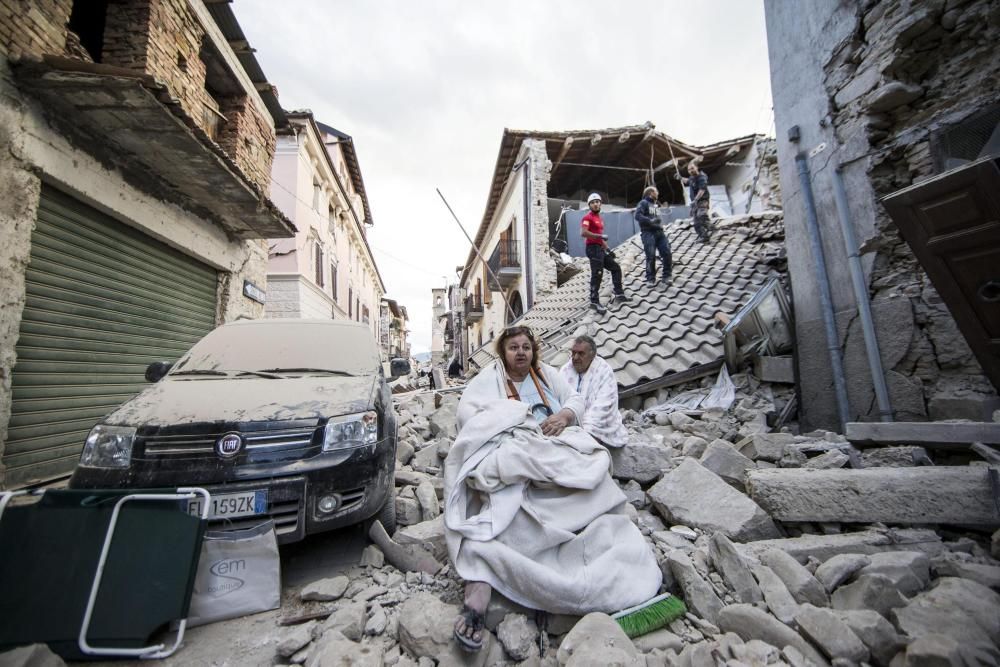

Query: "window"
(356, 298), (360, 321)
(348, 287), (353, 318)
(330, 263), (338, 300)
(314, 244), (324, 287)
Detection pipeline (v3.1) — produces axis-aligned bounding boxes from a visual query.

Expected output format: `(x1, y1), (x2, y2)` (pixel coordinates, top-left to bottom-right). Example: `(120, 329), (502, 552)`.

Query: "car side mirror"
(145, 361), (173, 382)
(389, 358), (410, 379)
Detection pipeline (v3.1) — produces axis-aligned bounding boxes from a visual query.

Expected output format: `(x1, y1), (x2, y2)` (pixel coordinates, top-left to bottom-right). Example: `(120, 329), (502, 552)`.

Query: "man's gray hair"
(573, 335), (597, 354)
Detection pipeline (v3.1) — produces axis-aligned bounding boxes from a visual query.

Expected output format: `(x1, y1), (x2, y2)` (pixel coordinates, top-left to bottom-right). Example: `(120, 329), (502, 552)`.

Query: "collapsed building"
(0, 0), (294, 489)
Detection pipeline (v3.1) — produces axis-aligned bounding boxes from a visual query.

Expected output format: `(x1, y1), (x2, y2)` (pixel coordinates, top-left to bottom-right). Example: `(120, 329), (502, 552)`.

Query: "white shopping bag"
(187, 520), (281, 627)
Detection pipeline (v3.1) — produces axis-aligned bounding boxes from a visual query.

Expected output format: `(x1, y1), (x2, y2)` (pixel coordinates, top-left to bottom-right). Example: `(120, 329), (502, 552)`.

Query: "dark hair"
(495, 326), (541, 374)
(573, 335), (597, 354)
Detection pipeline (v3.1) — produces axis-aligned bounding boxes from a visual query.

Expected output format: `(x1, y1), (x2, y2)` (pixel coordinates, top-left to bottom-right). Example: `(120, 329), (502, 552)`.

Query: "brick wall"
(0, 0), (73, 60)
(823, 0), (1000, 417)
(217, 93), (276, 193)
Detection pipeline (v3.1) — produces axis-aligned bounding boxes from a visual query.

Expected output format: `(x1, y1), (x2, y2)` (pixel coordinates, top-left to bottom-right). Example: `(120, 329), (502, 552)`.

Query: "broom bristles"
(611, 593), (687, 638)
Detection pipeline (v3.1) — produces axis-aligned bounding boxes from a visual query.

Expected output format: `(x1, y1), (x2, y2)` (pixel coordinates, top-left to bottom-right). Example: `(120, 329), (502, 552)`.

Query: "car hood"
(104, 375), (378, 427)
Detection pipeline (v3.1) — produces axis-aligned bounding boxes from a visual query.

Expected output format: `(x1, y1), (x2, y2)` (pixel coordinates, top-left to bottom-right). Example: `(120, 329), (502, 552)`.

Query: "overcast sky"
(232, 1), (774, 354)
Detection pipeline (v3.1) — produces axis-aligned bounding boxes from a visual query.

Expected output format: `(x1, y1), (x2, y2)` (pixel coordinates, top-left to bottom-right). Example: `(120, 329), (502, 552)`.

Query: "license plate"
(189, 490), (267, 520)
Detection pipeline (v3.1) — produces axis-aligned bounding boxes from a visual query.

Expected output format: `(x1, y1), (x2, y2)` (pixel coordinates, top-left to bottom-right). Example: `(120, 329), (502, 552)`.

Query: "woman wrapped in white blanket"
(444, 326), (661, 652)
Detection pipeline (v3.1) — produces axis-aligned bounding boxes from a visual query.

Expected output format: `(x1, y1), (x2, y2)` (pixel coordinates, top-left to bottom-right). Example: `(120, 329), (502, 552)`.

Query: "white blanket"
(444, 362), (661, 615)
(559, 356), (630, 448)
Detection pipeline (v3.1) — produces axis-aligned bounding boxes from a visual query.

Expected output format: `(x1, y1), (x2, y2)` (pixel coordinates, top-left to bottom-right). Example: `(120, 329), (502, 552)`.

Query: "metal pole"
(436, 188), (515, 322)
(831, 165), (894, 422)
(795, 153), (851, 431)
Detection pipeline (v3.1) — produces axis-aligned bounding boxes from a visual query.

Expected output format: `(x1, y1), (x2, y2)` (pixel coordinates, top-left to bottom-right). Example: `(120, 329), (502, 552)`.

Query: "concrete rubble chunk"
(856, 551), (930, 597)
(556, 612), (643, 667)
(746, 467), (1000, 525)
(0, 644), (66, 667)
(803, 449), (850, 469)
(865, 80), (924, 112)
(277, 620), (319, 658)
(395, 469), (431, 487)
(398, 592), (460, 659)
(861, 446), (928, 468)
(760, 548), (830, 607)
(699, 439), (757, 490)
(709, 532), (764, 604)
(415, 479), (440, 520)
(497, 613), (539, 662)
(716, 604), (829, 666)
(746, 433), (796, 462)
(736, 527), (945, 564)
(830, 574), (908, 619)
(648, 458), (780, 542)
(395, 514), (447, 561)
(300, 575), (349, 602)
(359, 544), (385, 568)
(931, 556), (1000, 590)
(750, 562), (799, 625)
(621, 479), (649, 508)
(396, 495), (423, 526)
(369, 519), (442, 575)
(396, 440), (415, 465)
(436, 632), (501, 667)
(794, 604), (869, 663)
(306, 630), (383, 667)
(730, 639), (782, 665)
(668, 550), (725, 625)
(814, 554), (871, 593)
(322, 600), (368, 642)
(898, 634), (964, 667)
(428, 399), (458, 439)
(610, 443), (674, 484)
(891, 577), (1000, 660)
(365, 602), (388, 636)
(680, 436), (709, 458)
(632, 628), (685, 654)
(831, 609), (906, 667)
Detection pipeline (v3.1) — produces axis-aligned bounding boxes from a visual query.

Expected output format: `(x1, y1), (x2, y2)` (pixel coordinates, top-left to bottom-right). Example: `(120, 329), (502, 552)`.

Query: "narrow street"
(1, 1), (999, 666)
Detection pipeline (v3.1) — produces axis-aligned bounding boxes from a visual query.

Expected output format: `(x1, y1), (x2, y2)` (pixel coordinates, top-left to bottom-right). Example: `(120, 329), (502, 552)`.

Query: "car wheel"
(374, 485), (397, 537)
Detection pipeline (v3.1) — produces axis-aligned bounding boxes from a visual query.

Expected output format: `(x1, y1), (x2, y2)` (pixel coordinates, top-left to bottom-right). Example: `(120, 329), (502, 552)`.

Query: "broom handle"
(610, 592), (674, 619)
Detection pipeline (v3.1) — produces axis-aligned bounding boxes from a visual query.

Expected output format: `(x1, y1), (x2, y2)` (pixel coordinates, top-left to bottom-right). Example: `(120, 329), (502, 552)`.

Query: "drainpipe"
(831, 166), (894, 422)
(512, 157), (534, 310)
(795, 153), (851, 431)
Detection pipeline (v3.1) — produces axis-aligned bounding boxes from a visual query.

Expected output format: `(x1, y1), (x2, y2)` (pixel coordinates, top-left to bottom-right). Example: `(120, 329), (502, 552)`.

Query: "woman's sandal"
(454, 605), (485, 652)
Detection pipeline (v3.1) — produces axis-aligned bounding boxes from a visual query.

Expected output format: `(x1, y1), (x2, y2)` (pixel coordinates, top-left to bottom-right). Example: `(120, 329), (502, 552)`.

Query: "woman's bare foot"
(454, 581), (491, 650)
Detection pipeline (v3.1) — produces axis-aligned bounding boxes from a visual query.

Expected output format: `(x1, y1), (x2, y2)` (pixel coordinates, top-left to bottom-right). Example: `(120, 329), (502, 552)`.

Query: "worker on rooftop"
(581, 192), (629, 314)
(681, 162), (712, 243)
(634, 186), (672, 286)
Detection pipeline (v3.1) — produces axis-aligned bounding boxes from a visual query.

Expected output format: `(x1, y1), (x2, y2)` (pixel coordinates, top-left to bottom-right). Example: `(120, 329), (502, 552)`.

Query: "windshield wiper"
(257, 367), (356, 376)
(170, 369), (229, 377)
(234, 370), (283, 379)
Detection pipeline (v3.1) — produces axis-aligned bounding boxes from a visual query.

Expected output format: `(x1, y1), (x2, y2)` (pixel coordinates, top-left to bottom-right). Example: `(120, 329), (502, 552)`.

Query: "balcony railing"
(487, 240), (522, 289)
(464, 294), (483, 322)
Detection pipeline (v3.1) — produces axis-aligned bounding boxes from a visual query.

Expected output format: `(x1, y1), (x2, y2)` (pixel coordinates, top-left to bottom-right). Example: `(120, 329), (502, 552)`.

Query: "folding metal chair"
(0, 487), (209, 660)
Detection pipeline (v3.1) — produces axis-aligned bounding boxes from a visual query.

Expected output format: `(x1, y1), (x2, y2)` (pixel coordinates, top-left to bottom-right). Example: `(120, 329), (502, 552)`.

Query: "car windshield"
(170, 321), (380, 377)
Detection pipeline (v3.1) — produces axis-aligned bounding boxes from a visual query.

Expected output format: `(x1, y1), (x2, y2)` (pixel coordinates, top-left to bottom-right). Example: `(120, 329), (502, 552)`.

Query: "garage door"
(3, 186), (218, 488)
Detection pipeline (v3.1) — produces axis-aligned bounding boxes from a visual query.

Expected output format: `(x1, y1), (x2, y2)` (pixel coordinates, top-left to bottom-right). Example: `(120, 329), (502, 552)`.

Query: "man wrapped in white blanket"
(444, 326), (660, 652)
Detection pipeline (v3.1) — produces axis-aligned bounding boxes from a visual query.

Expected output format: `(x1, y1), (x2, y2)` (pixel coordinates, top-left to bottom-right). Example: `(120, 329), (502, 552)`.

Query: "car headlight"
(80, 424), (136, 468)
(323, 411), (378, 452)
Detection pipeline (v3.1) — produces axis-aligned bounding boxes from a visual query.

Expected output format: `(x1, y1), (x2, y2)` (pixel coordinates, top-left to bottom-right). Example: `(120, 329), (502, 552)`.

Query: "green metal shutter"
(4, 186), (218, 487)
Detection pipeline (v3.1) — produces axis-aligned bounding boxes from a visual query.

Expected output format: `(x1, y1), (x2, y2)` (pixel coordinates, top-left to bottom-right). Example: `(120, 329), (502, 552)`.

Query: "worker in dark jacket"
(634, 186), (672, 285)
(681, 162), (711, 243)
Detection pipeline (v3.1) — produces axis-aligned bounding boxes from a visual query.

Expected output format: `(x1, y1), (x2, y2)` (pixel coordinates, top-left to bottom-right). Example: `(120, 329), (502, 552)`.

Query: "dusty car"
(69, 319), (408, 543)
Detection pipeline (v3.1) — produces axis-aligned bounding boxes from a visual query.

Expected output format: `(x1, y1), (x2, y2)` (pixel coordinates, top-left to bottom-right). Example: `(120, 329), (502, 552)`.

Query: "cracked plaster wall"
(765, 0), (1000, 431)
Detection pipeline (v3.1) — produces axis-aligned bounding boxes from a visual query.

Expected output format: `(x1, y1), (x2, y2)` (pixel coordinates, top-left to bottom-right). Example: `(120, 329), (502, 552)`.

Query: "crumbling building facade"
(0, 0), (294, 488)
(765, 0), (1000, 431)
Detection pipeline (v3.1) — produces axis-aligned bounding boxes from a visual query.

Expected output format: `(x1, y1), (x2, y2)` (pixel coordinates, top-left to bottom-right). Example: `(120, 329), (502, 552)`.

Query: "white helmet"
(587, 192), (602, 204)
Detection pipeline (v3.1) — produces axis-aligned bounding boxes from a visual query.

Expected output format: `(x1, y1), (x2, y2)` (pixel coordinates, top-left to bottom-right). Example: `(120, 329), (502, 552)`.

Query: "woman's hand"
(540, 409), (573, 437)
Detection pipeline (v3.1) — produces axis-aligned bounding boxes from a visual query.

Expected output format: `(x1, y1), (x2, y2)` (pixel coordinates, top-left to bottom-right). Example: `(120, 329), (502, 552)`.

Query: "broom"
(611, 593), (687, 638)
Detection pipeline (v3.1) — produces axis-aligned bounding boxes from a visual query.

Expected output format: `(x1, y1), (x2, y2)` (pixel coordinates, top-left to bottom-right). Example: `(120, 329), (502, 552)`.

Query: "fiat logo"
(216, 433), (243, 459)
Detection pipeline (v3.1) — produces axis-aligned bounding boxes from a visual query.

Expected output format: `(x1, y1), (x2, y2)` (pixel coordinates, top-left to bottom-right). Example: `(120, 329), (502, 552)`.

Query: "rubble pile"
(267, 378), (999, 666)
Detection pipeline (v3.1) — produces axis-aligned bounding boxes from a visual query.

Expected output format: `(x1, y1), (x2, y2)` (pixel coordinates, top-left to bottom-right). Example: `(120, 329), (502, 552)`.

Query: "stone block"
(322, 600), (367, 641)
(306, 631), (383, 667)
(708, 532), (763, 604)
(415, 479), (439, 521)
(680, 436), (709, 458)
(716, 604), (828, 666)
(496, 613), (539, 662)
(300, 575), (349, 602)
(931, 556), (1000, 590)
(831, 609), (906, 667)
(891, 577), (1000, 658)
(556, 613), (642, 667)
(830, 574), (908, 619)
(803, 449), (850, 469)
(753, 355), (795, 383)
(856, 551), (930, 597)
(276, 620), (318, 658)
(398, 592), (460, 659)
(794, 604), (868, 663)
(860, 446), (927, 468)
(746, 467), (1000, 525)
(736, 528), (945, 564)
(814, 554), (871, 592)
(396, 515), (447, 561)
(396, 496), (423, 527)
(865, 81), (923, 112)
(699, 439), (756, 490)
(749, 563), (799, 625)
(747, 433), (796, 462)
(648, 458), (779, 542)
(609, 443), (674, 484)
(760, 548), (830, 607)
(667, 550), (725, 625)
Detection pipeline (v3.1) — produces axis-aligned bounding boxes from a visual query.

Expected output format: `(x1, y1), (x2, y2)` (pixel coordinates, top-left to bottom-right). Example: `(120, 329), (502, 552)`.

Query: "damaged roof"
(470, 212), (786, 396)
(462, 122), (763, 285)
(314, 120), (375, 228)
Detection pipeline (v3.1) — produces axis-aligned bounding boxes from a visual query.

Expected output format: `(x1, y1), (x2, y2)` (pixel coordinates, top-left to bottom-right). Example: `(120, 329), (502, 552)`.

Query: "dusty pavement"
(56, 375), (1000, 667)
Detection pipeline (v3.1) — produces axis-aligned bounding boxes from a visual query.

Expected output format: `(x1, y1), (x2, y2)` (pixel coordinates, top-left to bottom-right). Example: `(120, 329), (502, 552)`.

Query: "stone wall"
(765, 0), (1000, 430)
(217, 239), (268, 323)
(526, 139), (556, 305)
(0, 0), (72, 60)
